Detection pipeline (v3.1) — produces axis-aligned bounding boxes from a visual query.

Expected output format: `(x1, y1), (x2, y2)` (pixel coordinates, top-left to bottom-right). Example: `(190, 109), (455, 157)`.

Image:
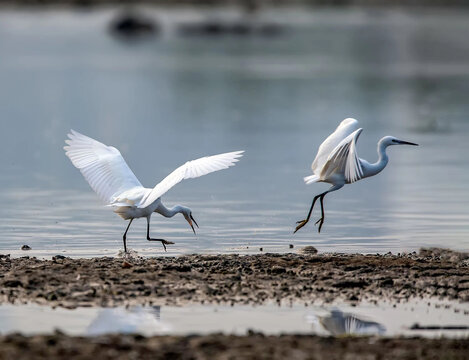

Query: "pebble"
(299, 246), (318, 255)
(122, 261), (133, 269)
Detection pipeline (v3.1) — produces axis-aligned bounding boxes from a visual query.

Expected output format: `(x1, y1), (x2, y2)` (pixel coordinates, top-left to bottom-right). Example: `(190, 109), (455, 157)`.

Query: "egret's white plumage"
(64, 130), (143, 204)
(64, 130), (244, 252)
(295, 118), (418, 234)
(306, 118), (363, 184)
(138, 152), (245, 209)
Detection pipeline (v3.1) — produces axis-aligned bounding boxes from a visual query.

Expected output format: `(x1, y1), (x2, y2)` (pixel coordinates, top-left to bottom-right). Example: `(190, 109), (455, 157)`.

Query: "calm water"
(0, 7), (468, 257)
(1, 300), (468, 338)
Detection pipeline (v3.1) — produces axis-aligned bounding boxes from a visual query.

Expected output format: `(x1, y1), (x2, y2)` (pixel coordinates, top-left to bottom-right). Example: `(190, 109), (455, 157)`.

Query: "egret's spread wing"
(311, 118), (360, 175)
(138, 151), (244, 208)
(64, 130), (143, 204)
(321, 128), (363, 183)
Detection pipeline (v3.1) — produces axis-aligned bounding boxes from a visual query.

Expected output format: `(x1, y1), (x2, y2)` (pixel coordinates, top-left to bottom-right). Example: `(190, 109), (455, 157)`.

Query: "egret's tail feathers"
(304, 174), (319, 184)
(106, 202), (130, 207)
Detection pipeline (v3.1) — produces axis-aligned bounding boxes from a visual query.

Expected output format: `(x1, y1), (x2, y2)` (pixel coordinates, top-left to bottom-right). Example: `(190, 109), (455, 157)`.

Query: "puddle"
(0, 300), (468, 338)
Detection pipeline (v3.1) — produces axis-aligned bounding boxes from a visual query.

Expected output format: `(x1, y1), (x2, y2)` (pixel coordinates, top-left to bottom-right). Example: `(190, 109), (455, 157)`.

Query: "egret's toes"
(317, 220), (324, 233)
(161, 239), (175, 252)
(147, 238), (175, 252)
(294, 220), (308, 233)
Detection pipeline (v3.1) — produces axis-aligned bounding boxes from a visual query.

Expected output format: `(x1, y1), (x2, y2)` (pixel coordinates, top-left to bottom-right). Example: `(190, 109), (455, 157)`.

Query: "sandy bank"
(1, 248), (467, 307)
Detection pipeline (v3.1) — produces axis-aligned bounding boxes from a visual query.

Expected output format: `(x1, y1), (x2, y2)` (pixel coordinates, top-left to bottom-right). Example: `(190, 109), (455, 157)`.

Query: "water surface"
(0, 7), (468, 256)
(0, 300), (468, 338)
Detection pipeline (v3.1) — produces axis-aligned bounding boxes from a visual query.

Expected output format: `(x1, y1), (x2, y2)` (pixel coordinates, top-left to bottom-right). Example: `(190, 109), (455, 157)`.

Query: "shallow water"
(0, 300), (468, 338)
(0, 7), (468, 257)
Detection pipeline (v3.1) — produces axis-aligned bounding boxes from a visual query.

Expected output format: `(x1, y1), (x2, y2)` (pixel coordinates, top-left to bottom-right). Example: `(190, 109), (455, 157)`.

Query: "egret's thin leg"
(295, 184), (343, 234)
(146, 218), (174, 252)
(294, 193), (322, 233)
(314, 194), (326, 233)
(122, 219), (133, 253)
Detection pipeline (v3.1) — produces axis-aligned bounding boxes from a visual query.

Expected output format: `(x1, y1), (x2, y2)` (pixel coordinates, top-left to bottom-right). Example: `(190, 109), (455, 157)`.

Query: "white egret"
(294, 118), (418, 234)
(64, 130), (244, 252)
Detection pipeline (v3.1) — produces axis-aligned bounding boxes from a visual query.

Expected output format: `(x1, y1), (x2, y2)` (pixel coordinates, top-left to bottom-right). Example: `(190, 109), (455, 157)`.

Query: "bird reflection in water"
(87, 306), (167, 336)
(308, 309), (386, 336)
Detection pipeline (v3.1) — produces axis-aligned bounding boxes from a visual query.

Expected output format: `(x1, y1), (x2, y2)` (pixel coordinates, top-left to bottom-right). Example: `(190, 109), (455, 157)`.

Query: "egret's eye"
(391, 139), (398, 143)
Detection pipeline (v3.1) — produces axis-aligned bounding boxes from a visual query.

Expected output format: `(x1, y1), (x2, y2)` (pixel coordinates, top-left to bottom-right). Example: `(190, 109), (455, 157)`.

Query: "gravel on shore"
(0, 332), (468, 360)
(0, 247), (468, 307)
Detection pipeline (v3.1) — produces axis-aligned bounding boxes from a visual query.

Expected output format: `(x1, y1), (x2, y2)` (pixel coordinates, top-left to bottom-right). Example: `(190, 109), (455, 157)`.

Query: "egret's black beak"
(397, 140), (418, 146)
(188, 214), (199, 235)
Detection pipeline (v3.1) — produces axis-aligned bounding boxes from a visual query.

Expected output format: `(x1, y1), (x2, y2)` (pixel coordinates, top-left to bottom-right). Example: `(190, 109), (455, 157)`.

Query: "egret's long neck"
(155, 203), (184, 218)
(361, 138), (389, 179)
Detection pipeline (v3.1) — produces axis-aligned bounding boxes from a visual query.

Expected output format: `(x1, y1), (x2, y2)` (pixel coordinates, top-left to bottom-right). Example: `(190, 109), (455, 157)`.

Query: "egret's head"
(181, 207), (199, 235)
(382, 136), (418, 147)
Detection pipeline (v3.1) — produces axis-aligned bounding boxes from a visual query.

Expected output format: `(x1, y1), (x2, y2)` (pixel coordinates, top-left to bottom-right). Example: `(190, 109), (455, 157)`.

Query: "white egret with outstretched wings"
(64, 130), (244, 252)
(295, 118), (418, 234)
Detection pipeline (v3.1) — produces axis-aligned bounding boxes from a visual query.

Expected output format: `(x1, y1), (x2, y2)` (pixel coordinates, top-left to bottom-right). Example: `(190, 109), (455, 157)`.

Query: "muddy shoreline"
(1, 248), (468, 307)
(0, 333), (468, 360)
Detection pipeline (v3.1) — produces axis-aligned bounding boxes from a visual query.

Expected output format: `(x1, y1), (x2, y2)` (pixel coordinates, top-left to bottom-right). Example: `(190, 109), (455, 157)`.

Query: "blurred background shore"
(1, 0), (469, 7)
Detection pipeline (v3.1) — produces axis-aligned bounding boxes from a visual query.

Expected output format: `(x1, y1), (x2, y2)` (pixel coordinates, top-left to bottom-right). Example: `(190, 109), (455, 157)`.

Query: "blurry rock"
(231, 22), (252, 35)
(300, 246), (318, 255)
(419, 247), (469, 263)
(3, 280), (23, 288)
(109, 11), (159, 40)
(73, 0), (94, 9)
(178, 22), (223, 36)
(289, 244), (294, 249)
(177, 20), (285, 37)
(259, 23), (284, 37)
(122, 261), (133, 269)
(21, 245), (31, 251)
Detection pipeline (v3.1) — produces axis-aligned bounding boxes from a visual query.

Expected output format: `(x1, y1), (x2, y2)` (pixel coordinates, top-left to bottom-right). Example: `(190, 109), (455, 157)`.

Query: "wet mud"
(0, 332), (468, 360)
(1, 248), (467, 307)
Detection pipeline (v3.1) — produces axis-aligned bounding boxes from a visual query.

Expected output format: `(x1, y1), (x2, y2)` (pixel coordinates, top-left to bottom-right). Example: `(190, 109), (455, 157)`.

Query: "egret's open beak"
(188, 214), (199, 235)
(397, 140), (418, 146)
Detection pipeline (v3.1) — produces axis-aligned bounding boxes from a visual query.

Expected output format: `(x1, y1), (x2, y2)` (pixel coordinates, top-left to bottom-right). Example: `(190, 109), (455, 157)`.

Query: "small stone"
(21, 245), (31, 251)
(259, 248), (263, 252)
(47, 292), (58, 301)
(380, 278), (394, 287)
(271, 266), (285, 274)
(110, 12), (159, 38)
(3, 280), (23, 288)
(299, 246), (318, 255)
(289, 244), (294, 249)
(122, 261), (133, 269)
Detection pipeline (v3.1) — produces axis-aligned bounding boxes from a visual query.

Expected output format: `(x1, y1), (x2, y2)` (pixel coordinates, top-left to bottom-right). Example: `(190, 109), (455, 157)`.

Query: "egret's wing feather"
(311, 118), (360, 174)
(321, 128), (363, 183)
(64, 130), (143, 204)
(138, 151), (244, 208)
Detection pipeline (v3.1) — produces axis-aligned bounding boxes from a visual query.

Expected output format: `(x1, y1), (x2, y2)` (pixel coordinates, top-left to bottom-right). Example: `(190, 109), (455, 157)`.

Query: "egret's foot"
(314, 218), (325, 233)
(147, 238), (175, 252)
(294, 219), (309, 233)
